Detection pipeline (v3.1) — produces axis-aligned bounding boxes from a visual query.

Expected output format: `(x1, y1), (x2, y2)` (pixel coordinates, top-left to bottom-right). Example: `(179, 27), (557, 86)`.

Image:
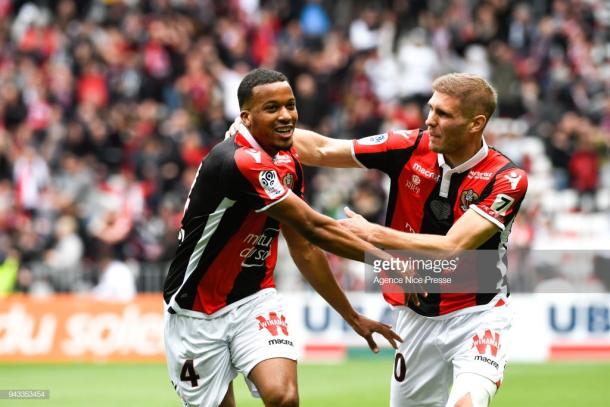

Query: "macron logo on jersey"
(472, 330), (501, 357)
(413, 163), (440, 181)
(504, 171), (522, 190)
(259, 170), (285, 199)
(256, 312), (289, 336)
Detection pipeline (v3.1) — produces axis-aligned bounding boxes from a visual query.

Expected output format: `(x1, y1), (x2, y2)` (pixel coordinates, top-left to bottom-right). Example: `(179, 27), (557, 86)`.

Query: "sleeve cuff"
(469, 204), (505, 230)
(350, 141), (368, 169)
(255, 189), (292, 213)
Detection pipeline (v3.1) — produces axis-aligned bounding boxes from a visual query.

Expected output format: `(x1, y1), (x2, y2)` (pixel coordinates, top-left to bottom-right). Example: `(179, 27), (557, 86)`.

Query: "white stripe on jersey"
(169, 197), (236, 307)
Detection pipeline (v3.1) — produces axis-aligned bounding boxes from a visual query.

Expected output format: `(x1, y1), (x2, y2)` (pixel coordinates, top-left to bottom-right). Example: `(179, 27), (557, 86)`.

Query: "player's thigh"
(450, 305), (512, 390)
(230, 293), (298, 399)
(164, 312), (237, 407)
(248, 357), (298, 405)
(390, 309), (452, 407)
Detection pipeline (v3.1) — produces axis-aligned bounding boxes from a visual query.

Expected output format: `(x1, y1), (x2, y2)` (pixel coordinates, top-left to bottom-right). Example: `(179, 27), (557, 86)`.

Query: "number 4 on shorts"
(180, 359), (200, 387)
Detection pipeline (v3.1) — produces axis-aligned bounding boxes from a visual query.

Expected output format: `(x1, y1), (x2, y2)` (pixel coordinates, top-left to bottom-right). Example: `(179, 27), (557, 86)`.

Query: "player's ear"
(469, 114), (487, 133)
(240, 110), (251, 128)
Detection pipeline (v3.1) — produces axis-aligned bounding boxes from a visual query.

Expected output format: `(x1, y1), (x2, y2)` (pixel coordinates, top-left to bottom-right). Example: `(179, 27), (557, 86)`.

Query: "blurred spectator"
(41, 215), (84, 292)
(92, 245), (136, 302)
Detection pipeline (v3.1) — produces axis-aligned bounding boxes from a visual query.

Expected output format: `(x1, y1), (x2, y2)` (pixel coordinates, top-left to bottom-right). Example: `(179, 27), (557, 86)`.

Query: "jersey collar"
(437, 138), (489, 198)
(437, 138), (489, 173)
(235, 123), (264, 151)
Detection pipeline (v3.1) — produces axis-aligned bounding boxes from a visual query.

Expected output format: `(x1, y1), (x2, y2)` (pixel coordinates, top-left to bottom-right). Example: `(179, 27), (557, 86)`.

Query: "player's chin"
(429, 141), (442, 152)
(275, 138), (293, 150)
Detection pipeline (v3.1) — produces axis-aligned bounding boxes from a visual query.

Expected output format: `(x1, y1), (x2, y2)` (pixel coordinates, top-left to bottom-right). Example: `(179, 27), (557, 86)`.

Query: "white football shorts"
(164, 289), (297, 407)
(390, 303), (512, 407)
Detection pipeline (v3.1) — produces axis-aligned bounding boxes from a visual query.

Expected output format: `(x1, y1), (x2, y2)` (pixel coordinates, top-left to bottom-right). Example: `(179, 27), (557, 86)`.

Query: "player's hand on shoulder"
(350, 314), (402, 353)
(224, 117), (242, 140)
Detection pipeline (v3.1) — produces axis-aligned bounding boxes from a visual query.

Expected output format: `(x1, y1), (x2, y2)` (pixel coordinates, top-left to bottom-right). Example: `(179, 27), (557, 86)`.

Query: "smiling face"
(425, 91), (486, 166)
(240, 81), (298, 156)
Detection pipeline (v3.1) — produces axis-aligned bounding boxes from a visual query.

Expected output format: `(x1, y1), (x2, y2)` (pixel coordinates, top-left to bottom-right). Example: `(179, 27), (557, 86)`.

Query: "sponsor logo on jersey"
(256, 312), (289, 336)
(412, 163), (440, 181)
(467, 170), (493, 180)
(504, 171), (522, 190)
(405, 175), (421, 194)
(283, 173), (294, 188)
(273, 153), (293, 165)
(241, 228), (278, 267)
(472, 329), (501, 357)
(460, 189), (479, 211)
(357, 134), (388, 145)
(259, 170), (285, 199)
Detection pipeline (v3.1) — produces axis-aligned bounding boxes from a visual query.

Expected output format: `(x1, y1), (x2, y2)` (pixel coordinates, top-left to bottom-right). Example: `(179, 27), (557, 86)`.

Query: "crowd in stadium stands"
(0, 0), (608, 297)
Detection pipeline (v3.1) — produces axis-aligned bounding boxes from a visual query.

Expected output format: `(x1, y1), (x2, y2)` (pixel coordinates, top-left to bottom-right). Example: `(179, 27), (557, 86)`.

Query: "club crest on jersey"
(283, 173), (294, 188)
(256, 312), (289, 337)
(357, 134), (388, 145)
(460, 189), (479, 211)
(259, 170), (285, 199)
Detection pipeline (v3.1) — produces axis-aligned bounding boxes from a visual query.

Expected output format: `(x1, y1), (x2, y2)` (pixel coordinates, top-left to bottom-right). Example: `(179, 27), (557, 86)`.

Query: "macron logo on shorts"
(472, 330), (500, 357)
(256, 312), (289, 337)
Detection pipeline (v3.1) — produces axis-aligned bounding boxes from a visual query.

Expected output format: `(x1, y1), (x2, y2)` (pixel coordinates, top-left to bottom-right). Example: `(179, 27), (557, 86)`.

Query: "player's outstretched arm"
(292, 128), (359, 168)
(282, 225), (401, 352)
(266, 193), (383, 263)
(340, 207), (498, 255)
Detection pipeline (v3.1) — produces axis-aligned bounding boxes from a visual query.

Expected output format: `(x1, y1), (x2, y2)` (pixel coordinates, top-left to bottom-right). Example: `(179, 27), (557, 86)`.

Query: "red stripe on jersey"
(193, 212), (277, 314)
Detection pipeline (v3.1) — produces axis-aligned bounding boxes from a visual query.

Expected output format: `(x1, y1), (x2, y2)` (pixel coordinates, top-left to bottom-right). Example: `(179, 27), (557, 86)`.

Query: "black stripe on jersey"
(163, 215), (209, 304)
(226, 216), (280, 304)
(420, 171), (470, 235)
(385, 130), (424, 227)
(177, 202), (251, 309)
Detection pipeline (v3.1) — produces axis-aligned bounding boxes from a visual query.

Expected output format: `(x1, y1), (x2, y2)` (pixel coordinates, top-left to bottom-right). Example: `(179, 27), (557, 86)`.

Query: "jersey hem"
(167, 288), (277, 319)
(392, 293), (508, 320)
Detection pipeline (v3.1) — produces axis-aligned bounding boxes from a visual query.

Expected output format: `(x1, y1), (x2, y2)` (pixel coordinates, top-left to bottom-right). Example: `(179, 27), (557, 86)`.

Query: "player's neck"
(443, 139), (483, 168)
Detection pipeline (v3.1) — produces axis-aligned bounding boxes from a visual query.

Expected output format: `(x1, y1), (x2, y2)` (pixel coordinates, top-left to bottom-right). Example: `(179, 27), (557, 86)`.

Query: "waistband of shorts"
(166, 288), (277, 320)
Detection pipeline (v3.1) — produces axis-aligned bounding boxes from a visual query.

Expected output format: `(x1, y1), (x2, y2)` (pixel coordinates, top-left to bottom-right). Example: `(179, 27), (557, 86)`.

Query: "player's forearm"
(293, 128), (355, 167)
(293, 128), (325, 165)
(368, 224), (457, 254)
(304, 217), (383, 263)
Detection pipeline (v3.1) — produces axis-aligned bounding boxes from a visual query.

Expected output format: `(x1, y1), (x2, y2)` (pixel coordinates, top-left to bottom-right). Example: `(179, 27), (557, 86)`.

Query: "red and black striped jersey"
(352, 129), (528, 317)
(163, 125), (304, 316)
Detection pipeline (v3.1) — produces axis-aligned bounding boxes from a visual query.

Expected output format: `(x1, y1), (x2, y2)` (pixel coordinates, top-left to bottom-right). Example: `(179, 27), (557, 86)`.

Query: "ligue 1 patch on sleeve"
(259, 170), (285, 199)
(357, 134), (388, 145)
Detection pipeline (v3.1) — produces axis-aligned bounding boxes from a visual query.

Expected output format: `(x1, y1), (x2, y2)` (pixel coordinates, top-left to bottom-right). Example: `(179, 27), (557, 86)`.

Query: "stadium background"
(1, 0), (609, 405)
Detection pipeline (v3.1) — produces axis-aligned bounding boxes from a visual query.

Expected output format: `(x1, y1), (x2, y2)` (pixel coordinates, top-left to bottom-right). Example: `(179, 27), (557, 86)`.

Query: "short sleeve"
(233, 148), (291, 212)
(352, 129), (422, 177)
(470, 168), (528, 230)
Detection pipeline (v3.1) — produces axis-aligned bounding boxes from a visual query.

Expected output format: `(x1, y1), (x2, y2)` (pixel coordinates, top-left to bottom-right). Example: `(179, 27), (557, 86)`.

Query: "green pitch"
(1, 360), (609, 406)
